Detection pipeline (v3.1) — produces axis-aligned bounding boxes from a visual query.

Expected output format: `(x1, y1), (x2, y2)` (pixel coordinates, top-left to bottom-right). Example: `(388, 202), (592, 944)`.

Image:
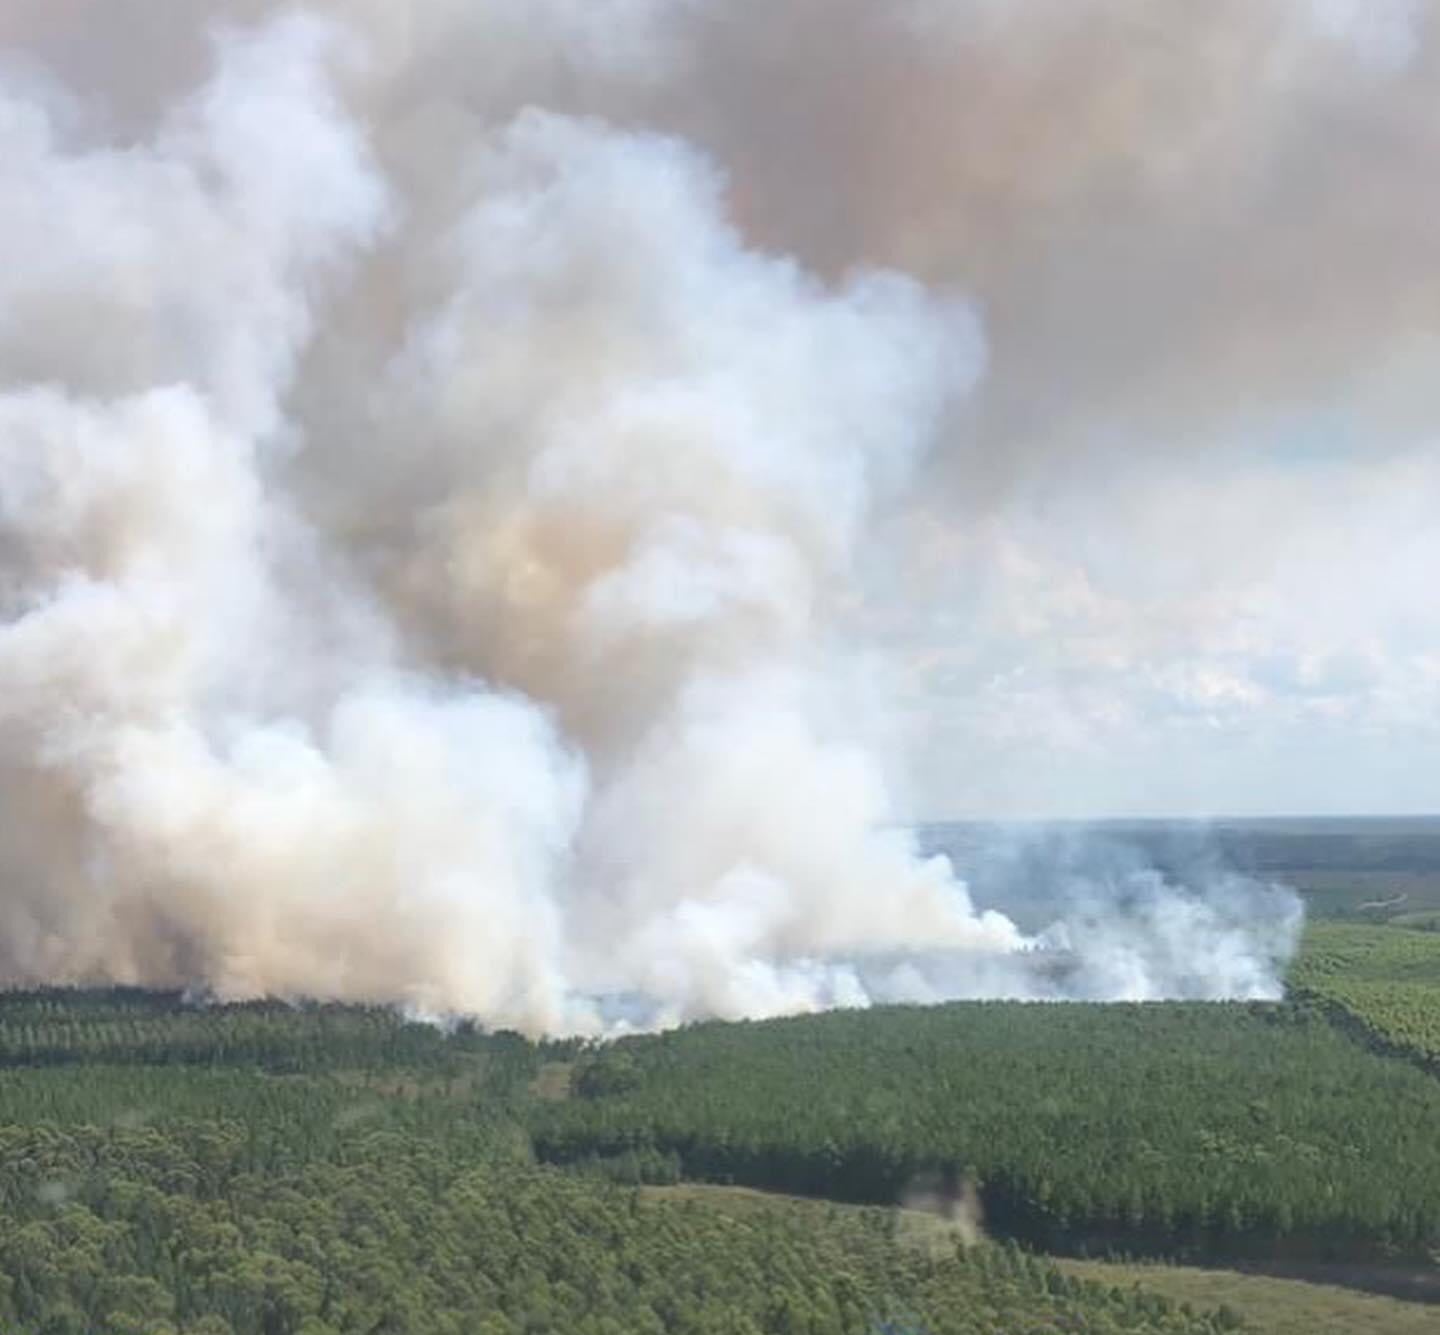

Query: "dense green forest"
(0, 1123), (1238, 1335)
(0, 988), (553, 1075)
(534, 1001), (1440, 1264)
(0, 993), (1427, 1333)
(0, 994), (1241, 1334)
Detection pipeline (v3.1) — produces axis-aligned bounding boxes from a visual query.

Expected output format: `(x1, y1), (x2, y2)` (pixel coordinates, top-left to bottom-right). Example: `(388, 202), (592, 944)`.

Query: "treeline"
(0, 989), (564, 1077)
(533, 1001), (1440, 1264)
(1287, 923), (1440, 1070)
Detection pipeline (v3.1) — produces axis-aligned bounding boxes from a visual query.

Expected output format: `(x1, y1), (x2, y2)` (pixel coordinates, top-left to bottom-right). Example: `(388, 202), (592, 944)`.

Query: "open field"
(1055, 1258), (1438, 1335)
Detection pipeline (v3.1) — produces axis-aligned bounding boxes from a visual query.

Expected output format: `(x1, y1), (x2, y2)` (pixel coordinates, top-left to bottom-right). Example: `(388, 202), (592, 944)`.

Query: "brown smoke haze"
(8, 0), (1427, 1029)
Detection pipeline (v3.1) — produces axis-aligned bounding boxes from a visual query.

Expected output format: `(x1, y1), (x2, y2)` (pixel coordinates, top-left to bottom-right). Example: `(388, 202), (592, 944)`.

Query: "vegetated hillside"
(533, 1002), (1440, 1265)
(1288, 923), (1440, 1071)
(0, 993), (1233, 1335)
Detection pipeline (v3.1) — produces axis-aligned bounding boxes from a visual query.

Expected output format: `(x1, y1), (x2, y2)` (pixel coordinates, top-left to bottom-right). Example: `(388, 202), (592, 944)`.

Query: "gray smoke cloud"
(0, 1), (1340, 1032)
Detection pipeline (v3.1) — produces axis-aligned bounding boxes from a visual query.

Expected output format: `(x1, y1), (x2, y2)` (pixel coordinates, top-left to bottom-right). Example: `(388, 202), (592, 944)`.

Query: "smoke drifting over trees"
(12, 0), (1412, 1030)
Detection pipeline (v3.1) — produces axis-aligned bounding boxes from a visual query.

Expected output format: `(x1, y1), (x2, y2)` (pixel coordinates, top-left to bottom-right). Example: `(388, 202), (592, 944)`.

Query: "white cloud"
(868, 441), (1440, 818)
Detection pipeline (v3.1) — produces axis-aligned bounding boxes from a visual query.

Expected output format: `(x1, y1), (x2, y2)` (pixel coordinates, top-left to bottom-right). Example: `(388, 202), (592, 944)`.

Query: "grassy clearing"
(1056, 1258), (1437, 1335)
(530, 1060), (574, 1101)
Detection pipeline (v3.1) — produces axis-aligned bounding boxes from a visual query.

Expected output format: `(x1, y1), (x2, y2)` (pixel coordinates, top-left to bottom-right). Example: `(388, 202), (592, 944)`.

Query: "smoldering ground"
(15, 1), (1434, 1030)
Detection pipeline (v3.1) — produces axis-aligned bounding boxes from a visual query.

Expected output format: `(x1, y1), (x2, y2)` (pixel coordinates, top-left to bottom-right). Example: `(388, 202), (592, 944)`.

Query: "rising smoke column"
(0, 1), (1329, 1031)
(0, 16), (592, 1030)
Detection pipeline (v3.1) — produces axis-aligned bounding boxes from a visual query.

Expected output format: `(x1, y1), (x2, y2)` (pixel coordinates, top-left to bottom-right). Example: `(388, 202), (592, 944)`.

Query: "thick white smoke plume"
(0, 2), (1321, 1032)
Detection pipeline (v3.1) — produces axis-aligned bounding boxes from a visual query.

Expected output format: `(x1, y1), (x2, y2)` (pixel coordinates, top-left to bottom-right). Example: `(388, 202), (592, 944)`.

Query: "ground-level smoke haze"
(0, 2), (1347, 1032)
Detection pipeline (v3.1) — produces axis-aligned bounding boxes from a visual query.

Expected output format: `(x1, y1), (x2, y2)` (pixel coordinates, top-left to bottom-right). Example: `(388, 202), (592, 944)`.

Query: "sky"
(878, 437), (1440, 820)
(807, 0), (1440, 821)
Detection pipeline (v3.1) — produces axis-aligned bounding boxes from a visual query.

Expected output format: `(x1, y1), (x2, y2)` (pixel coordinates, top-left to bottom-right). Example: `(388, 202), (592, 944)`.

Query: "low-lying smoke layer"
(0, 2), (1328, 1031)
